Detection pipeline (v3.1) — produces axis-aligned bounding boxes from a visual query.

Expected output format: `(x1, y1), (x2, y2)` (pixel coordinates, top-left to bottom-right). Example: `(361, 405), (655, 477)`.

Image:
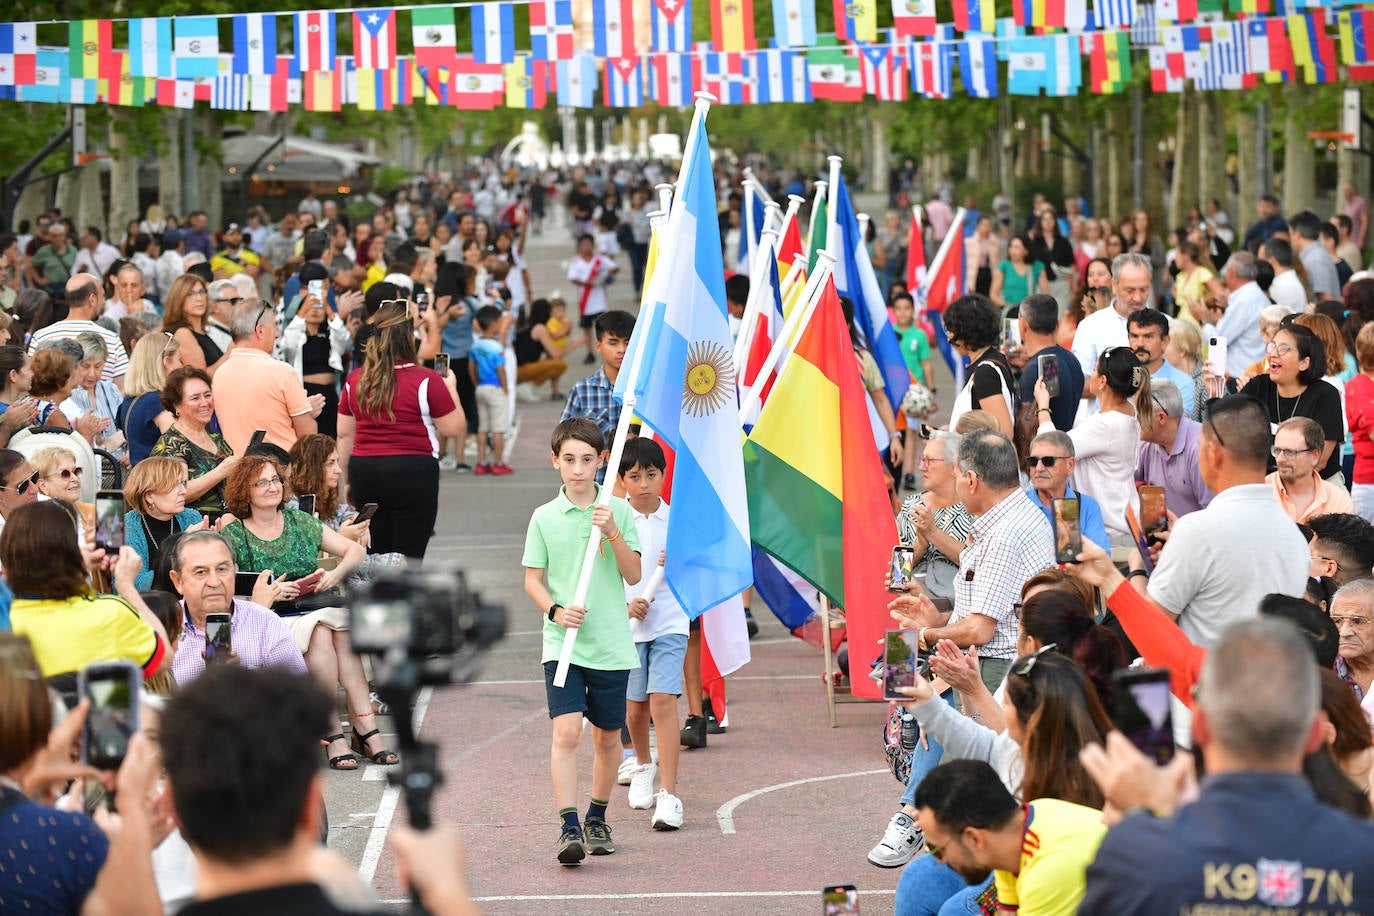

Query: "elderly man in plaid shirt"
(891, 429), (1056, 693)
(168, 531), (307, 685)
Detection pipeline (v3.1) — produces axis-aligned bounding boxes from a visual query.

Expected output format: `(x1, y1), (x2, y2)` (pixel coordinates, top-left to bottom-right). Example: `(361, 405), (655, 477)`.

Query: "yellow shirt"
(1171, 266), (1214, 331)
(361, 261), (386, 293)
(994, 798), (1108, 916)
(210, 247), (261, 277)
(10, 593), (163, 677)
(547, 315), (571, 343)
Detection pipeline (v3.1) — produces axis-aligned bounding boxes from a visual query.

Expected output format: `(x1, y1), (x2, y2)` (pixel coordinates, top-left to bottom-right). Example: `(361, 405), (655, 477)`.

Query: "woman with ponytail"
(1035, 346), (1151, 548)
(337, 300), (465, 559)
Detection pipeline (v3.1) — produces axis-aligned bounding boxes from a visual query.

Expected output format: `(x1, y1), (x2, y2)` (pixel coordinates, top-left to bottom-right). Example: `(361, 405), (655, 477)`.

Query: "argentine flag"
(615, 115), (752, 619)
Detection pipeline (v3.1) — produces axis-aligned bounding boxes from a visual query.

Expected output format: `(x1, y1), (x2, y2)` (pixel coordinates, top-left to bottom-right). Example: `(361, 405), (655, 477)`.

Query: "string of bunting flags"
(0, 0), (1370, 112)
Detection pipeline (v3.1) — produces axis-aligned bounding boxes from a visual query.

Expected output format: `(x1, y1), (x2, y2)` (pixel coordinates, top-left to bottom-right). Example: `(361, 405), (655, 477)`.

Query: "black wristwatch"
(548, 603), (563, 622)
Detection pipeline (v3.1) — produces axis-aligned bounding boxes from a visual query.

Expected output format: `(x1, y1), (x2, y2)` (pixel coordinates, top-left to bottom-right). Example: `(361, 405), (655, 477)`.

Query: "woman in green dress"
(219, 452), (387, 771)
(990, 235), (1049, 317)
(150, 367), (237, 519)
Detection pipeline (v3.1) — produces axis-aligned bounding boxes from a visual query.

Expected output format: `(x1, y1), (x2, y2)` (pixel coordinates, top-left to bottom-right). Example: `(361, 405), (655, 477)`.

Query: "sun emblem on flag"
(426, 28), (442, 44)
(788, 9), (799, 18)
(682, 341), (735, 418)
(84, 41), (97, 55)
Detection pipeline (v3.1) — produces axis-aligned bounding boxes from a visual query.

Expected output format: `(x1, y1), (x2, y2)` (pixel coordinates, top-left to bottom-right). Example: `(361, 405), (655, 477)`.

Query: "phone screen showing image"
(81, 665), (138, 770)
(1112, 668), (1175, 764)
(1002, 318), (1021, 352)
(1140, 486), (1167, 537)
(889, 546), (915, 592)
(435, 353), (450, 378)
(823, 884), (860, 915)
(94, 492), (125, 555)
(1039, 354), (1060, 398)
(1053, 496), (1082, 565)
(308, 279), (324, 299)
(882, 630), (922, 701)
(205, 612), (232, 662)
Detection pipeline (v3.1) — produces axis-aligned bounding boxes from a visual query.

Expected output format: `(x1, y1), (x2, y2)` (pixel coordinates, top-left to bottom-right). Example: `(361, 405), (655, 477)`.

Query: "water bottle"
(900, 713), (918, 753)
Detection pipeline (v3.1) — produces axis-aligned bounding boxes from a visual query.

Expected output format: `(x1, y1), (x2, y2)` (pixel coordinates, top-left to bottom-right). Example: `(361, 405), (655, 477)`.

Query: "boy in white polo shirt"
(618, 437), (688, 831)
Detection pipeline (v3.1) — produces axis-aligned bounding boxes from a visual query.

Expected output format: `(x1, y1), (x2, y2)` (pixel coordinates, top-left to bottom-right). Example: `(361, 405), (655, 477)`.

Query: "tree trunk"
(1235, 108), (1258, 236)
(1144, 94), (1167, 224)
(14, 181), (50, 230)
(74, 161), (104, 239)
(1168, 84), (1198, 230)
(868, 109), (891, 200)
(107, 109), (139, 244)
(158, 109), (183, 219)
(1197, 91), (1227, 220)
(196, 108), (224, 230)
(1106, 101), (1129, 221)
(1281, 82), (1314, 216)
(999, 95), (1016, 227)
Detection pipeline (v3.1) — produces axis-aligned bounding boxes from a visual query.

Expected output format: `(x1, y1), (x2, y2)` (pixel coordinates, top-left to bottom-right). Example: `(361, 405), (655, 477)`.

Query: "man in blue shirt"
(1025, 431), (1109, 550)
(1079, 617), (1374, 914)
(1128, 307), (1195, 412)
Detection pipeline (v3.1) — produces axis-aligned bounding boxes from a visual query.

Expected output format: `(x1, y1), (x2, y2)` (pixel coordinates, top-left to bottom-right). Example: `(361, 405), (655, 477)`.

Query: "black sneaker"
(745, 609), (759, 639)
(703, 698), (726, 734)
(680, 715), (708, 748)
(556, 824), (586, 865)
(584, 818), (615, 855)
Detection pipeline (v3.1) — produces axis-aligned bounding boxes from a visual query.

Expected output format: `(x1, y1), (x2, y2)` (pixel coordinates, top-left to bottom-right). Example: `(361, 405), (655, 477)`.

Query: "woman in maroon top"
(338, 301), (465, 559)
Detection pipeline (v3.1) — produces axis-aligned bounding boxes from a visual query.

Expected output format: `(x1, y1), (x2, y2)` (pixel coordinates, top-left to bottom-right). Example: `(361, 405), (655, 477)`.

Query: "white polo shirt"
(1070, 303), (1130, 379)
(624, 499), (689, 643)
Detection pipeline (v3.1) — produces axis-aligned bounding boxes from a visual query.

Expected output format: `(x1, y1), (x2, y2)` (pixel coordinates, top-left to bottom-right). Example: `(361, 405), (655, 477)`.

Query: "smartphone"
(248, 428), (267, 449)
(1206, 336), (1228, 378)
(415, 288), (429, 312)
(308, 278), (324, 299)
(917, 423), (936, 440)
(1112, 667), (1175, 764)
(882, 630), (922, 701)
(1052, 495), (1082, 565)
(354, 502), (379, 524)
(94, 491), (125, 555)
(1002, 318), (1022, 352)
(297, 493), (316, 517)
(888, 545), (916, 592)
(234, 570), (271, 597)
(204, 612), (232, 662)
(79, 661), (140, 770)
(1139, 485), (1167, 537)
(822, 884), (860, 915)
(435, 352), (450, 378)
(295, 570), (324, 597)
(1039, 353), (1060, 398)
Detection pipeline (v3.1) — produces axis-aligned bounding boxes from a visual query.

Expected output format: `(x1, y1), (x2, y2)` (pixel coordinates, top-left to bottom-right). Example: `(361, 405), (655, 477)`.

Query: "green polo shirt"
(523, 485), (641, 671)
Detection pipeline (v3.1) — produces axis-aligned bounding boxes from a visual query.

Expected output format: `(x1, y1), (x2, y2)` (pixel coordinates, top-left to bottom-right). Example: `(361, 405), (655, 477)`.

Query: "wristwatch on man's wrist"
(548, 603), (563, 621)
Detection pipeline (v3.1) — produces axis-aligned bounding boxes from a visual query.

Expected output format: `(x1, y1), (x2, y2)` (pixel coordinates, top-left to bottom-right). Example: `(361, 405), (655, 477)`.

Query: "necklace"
(1276, 386), (1306, 422)
(142, 514), (176, 551)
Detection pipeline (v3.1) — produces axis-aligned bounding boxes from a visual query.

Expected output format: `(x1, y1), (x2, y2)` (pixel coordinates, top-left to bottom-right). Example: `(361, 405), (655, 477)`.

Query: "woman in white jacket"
(280, 266), (351, 439)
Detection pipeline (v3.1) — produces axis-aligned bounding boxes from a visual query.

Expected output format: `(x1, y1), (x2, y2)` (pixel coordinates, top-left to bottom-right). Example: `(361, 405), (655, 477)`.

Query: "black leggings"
(349, 453), (439, 559)
(452, 356), (478, 435)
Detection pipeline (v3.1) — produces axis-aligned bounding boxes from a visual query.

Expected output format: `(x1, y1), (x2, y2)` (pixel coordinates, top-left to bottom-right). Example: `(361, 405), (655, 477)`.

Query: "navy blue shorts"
(543, 661), (630, 731)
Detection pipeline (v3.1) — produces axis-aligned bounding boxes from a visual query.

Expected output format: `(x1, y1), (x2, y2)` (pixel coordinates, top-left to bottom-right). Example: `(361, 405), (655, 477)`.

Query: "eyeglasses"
(1204, 411), (1226, 449)
(1332, 615), (1373, 629)
(215, 296), (243, 306)
(919, 453), (945, 465)
(1025, 456), (1063, 468)
(44, 467), (83, 481)
(255, 305), (272, 331)
(1266, 342), (1295, 357)
(1272, 445), (1317, 460)
(187, 289), (208, 298)
(0, 470), (40, 494)
(1013, 642), (1058, 678)
(251, 476), (284, 490)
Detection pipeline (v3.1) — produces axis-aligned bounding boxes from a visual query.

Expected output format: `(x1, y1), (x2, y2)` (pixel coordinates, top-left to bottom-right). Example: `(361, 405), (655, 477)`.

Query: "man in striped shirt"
(28, 274), (130, 386)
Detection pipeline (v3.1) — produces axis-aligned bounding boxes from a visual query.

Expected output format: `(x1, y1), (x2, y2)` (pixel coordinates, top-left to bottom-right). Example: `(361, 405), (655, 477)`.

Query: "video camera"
(346, 567), (506, 855)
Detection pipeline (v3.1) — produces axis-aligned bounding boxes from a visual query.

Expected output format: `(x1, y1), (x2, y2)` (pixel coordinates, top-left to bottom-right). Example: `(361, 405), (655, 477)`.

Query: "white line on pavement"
(379, 890), (897, 903)
(357, 686), (433, 885)
(716, 769), (889, 835)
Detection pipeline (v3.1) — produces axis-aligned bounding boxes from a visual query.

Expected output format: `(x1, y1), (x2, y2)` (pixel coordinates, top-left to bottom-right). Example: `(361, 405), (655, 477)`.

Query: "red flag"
(923, 223), (963, 313)
(777, 213), (805, 273)
(906, 208), (927, 292)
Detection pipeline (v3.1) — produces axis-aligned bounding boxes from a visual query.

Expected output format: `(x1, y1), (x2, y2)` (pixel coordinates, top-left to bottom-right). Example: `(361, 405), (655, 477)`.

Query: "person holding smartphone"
(1016, 294), (1084, 432)
(279, 264), (352, 440)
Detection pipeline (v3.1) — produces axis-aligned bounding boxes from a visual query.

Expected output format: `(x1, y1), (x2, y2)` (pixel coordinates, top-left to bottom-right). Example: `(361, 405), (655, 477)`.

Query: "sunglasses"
(0, 470), (40, 495)
(1025, 456), (1063, 468)
(44, 466), (84, 481)
(216, 296), (244, 306)
(1013, 642), (1058, 678)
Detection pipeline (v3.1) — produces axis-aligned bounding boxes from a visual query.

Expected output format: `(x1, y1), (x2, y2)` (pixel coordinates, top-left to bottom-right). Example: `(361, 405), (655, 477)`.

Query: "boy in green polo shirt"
(523, 417), (642, 866)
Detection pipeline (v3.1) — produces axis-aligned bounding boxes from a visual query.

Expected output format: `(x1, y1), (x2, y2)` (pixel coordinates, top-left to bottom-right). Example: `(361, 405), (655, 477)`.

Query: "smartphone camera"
(823, 884), (860, 915)
(80, 662), (140, 770)
(1053, 496), (1082, 565)
(94, 491), (125, 555)
(888, 545), (915, 592)
(882, 630), (922, 701)
(1112, 668), (1175, 764)
(205, 612), (232, 663)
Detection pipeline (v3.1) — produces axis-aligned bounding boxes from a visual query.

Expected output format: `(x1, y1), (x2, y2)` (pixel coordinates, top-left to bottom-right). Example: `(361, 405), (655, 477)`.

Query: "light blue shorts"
(626, 632), (688, 701)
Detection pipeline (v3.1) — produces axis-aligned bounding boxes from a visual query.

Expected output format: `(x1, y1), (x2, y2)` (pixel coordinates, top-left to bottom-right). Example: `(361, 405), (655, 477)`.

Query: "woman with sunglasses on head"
(1241, 322), (1346, 482)
(890, 650), (1113, 914)
(219, 454), (381, 771)
(1035, 347), (1152, 549)
(0, 449), (38, 550)
(162, 274), (228, 378)
(119, 331), (183, 466)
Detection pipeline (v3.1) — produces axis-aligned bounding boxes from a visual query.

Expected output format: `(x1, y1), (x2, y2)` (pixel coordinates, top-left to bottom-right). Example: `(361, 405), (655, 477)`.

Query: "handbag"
(1013, 401), (1040, 465)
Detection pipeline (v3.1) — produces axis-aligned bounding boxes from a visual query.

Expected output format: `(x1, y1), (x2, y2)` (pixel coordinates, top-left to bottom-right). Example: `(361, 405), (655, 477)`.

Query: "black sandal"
(322, 733), (359, 770)
(350, 715), (399, 766)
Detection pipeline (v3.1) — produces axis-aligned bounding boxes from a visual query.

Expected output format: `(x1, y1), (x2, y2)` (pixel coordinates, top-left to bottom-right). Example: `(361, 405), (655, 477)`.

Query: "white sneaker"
(617, 757), (637, 786)
(627, 762), (657, 809)
(437, 455), (457, 471)
(867, 812), (925, 868)
(651, 789), (683, 830)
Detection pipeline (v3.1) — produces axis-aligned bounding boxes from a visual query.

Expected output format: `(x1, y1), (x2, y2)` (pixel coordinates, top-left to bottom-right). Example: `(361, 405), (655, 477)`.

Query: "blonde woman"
(1166, 320), (1207, 420)
(119, 331), (182, 466)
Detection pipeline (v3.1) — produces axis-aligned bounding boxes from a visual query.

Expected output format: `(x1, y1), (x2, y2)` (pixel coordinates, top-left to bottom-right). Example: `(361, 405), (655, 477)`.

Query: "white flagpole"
(826, 156), (843, 256)
(763, 199), (782, 236)
(553, 92), (717, 687)
(731, 228), (780, 375)
(655, 182), (674, 216)
(779, 193), (804, 245)
(919, 206), (967, 299)
(805, 180), (827, 261)
(738, 250), (836, 429)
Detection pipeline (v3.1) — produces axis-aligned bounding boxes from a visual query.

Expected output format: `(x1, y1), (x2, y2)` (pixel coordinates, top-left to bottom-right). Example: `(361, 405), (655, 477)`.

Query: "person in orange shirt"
(1268, 417), (1353, 523)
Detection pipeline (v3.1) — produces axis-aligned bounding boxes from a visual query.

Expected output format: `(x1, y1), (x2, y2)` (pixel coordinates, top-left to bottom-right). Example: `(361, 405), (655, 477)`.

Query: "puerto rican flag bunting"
(353, 9), (396, 71)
